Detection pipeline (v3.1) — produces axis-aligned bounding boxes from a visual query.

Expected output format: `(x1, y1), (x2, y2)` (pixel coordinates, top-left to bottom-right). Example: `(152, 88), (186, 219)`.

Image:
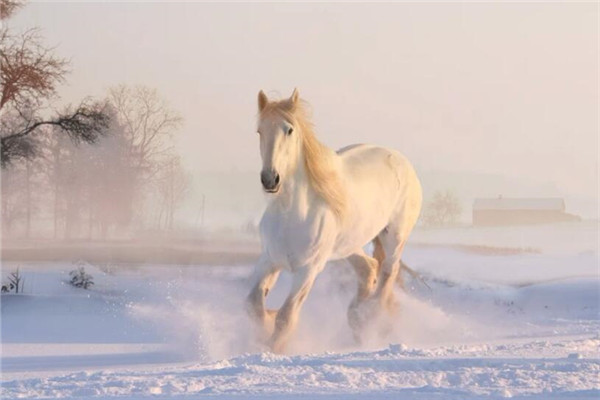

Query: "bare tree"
(0, 28), (67, 110)
(155, 155), (190, 230)
(0, 3), (110, 167)
(422, 189), (462, 227)
(0, 124), (45, 237)
(81, 105), (136, 238)
(3, 267), (24, 293)
(0, 1), (149, 239)
(36, 106), (135, 240)
(107, 85), (182, 182)
(40, 129), (70, 238)
(0, 0), (24, 21)
(1, 161), (26, 235)
(106, 85), (183, 231)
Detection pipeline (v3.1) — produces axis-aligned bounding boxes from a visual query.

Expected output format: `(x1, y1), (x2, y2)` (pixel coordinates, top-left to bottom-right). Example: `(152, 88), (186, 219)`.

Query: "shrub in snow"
(1, 268), (24, 294)
(69, 266), (94, 289)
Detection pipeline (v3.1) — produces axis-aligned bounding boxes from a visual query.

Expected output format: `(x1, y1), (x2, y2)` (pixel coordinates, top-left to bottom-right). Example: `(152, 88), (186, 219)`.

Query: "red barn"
(472, 197), (580, 226)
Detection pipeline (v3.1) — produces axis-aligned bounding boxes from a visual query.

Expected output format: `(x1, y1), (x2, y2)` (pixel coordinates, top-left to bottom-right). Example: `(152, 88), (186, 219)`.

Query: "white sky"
(8, 2), (599, 209)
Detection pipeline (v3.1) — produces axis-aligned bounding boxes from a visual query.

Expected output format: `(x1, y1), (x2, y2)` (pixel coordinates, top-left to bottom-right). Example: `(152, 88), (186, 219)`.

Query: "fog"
(3, 2), (598, 236)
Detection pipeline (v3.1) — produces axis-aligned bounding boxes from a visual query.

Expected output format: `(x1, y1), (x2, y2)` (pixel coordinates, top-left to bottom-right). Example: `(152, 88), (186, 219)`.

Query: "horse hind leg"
(375, 229), (407, 314)
(373, 236), (385, 276)
(346, 249), (379, 342)
(375, 236), (421, 289)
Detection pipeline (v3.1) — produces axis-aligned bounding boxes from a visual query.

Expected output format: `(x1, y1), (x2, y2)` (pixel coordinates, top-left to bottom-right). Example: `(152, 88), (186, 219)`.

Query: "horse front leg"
(268, 266), (319, 353)
(246, 255), (281, 341)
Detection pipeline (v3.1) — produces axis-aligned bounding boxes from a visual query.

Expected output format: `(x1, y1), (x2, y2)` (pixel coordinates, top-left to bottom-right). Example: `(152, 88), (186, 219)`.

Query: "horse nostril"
(260, 170), (279, 190)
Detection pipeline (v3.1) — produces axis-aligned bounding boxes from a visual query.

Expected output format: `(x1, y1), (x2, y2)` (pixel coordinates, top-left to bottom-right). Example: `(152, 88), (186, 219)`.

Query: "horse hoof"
(267, 338), (287, 354)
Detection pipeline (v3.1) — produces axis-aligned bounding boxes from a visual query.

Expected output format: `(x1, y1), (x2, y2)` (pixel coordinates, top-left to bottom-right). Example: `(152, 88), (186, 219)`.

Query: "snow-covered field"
(1, 223), (599, 399)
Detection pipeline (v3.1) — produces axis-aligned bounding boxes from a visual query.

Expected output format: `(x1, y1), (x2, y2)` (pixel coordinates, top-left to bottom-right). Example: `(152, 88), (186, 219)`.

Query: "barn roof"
(473, 198), (565, 211)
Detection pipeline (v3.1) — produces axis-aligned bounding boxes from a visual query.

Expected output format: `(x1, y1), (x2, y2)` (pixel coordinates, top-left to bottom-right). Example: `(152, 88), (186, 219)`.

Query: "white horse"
(246, 89), (422, 353)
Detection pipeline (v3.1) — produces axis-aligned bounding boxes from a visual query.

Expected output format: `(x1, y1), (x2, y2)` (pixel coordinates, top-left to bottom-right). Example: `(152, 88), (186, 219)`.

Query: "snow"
(1, 223), (599, 399)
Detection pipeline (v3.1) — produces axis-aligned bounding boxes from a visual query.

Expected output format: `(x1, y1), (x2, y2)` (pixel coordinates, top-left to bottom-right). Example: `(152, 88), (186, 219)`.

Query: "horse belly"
(332, 187), (397, 259)
(331, 146), (407, 258)
(331, 203), (392, 259)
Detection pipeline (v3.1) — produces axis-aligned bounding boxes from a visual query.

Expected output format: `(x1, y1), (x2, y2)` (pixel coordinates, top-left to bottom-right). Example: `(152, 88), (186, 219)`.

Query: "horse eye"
(287, 127), (294, 135)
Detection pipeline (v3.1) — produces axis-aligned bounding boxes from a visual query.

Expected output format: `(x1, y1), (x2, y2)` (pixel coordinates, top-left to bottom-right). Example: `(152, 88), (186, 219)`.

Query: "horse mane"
(260, 99), (347, 221)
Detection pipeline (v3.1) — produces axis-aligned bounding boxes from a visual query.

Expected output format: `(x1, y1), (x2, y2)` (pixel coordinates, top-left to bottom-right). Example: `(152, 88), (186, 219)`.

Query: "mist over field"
(4, 1), (598, 236)
(0, 2), (598, 399)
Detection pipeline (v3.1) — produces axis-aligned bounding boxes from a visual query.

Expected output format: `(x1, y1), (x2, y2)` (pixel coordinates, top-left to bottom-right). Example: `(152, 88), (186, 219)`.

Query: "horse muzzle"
(261, 170), (280, 193)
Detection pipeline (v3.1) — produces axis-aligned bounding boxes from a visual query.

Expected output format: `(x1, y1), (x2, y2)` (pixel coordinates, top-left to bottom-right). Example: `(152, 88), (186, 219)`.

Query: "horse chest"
(260, 207), (335, 270)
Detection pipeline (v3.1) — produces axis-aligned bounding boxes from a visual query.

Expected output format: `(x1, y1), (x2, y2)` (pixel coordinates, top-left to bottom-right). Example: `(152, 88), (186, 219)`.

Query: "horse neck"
(277, 149), (312, 209)
(278, 134), (341, 216)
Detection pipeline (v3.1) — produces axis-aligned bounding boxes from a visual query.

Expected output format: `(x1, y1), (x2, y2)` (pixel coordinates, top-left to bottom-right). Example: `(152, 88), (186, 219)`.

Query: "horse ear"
(258, 90), (268, 112)
(290, 88), (299, 105)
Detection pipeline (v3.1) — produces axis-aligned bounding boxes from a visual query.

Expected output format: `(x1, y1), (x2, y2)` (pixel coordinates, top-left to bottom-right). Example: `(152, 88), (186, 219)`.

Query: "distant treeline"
(0, 2), (189, 239)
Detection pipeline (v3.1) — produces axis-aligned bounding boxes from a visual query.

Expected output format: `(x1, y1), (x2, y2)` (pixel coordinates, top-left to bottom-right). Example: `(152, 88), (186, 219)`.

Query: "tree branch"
(1, 102), (110, 167)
